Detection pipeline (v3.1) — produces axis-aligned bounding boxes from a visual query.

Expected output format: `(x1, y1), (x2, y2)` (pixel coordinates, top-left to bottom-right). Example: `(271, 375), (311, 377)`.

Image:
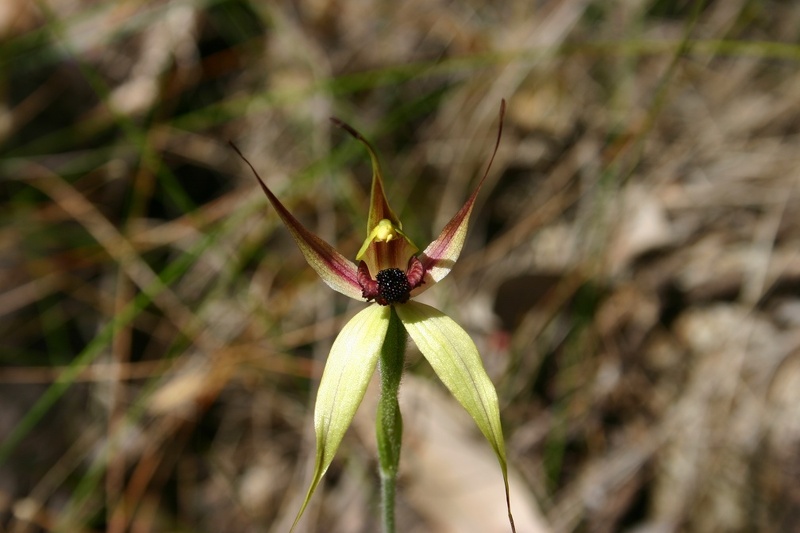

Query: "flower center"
(376, 268), (412, 304)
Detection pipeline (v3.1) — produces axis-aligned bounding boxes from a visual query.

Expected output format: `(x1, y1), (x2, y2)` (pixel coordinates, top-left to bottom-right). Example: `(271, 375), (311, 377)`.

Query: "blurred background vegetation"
(2, 1), (799, 532)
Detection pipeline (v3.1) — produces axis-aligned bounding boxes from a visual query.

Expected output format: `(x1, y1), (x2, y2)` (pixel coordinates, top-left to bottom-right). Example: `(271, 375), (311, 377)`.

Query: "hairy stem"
(376, 306), (406, 533)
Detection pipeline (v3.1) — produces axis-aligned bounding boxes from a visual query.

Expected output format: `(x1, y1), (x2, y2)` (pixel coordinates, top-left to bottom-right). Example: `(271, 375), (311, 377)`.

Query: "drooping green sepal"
(396, 301), (515, 532)
(291, 304), (391, 531)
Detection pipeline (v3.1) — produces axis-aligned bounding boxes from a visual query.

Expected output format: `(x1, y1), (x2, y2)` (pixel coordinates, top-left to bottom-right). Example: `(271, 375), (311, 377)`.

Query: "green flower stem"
(376, 306), (406, 533)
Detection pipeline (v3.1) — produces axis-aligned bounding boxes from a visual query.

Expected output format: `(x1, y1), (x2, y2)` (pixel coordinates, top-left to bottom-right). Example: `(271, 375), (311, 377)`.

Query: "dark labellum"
(376, 268), (411, 304)
(358, 257), (426, 306)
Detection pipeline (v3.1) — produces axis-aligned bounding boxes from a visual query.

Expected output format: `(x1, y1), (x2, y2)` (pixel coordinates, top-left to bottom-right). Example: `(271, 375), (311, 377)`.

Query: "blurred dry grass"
(2, 0), (800, 532)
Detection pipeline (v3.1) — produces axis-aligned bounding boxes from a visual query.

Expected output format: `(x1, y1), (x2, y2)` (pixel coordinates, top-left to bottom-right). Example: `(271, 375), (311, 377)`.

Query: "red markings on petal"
(406, 256), (425, 289)
(417, 100), (506, 290)
(230, 143), (363, 301)
(357, 260), (380, 302)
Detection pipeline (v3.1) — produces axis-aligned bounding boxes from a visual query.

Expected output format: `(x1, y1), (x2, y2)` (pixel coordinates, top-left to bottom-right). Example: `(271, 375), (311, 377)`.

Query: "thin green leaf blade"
(292, 304), (390, 530)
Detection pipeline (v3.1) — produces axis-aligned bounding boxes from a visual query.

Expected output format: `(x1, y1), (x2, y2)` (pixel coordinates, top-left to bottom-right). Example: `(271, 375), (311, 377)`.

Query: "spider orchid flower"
(231, 101), (514, 532)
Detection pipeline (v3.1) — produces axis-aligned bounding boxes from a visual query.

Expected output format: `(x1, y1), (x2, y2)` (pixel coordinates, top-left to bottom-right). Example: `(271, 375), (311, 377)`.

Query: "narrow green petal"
(292, 304), (390, 531)
(396, 301), (515, 531)
(230, 143), (363, 300)
(416, 100), (505, 292)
